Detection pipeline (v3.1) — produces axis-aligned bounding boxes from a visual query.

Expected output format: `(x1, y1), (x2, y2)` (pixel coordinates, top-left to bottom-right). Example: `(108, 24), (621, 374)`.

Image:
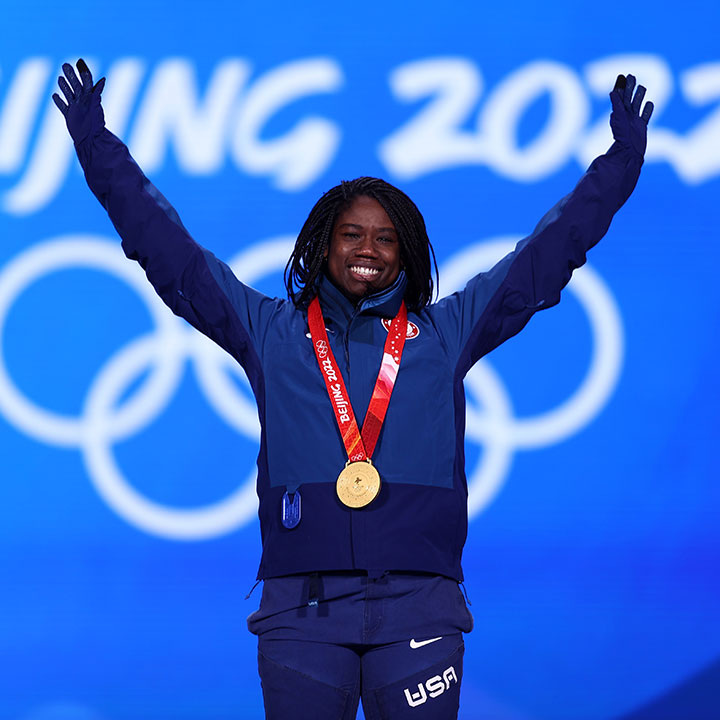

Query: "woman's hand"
(610, 73), (654, 156)
(52, 59), (106, 144)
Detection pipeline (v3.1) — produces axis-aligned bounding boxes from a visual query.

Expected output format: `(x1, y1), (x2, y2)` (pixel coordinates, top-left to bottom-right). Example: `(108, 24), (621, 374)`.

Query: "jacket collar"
(316, 271), (408, 324)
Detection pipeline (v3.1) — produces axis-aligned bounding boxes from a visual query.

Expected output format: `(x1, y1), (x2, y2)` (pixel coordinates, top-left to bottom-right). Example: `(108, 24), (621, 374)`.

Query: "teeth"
(350, 266), (380, 277)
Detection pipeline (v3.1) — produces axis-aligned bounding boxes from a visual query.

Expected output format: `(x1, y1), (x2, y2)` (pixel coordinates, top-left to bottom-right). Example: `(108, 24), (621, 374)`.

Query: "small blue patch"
(281, 490), (301, 529)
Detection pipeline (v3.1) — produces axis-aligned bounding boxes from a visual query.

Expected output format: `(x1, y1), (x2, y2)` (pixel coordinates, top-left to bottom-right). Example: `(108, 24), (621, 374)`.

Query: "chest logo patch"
(381, 317), (420, 339)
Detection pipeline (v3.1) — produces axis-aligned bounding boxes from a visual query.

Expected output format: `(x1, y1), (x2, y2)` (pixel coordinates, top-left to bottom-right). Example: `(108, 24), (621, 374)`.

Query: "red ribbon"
(308, 296), (408, 462)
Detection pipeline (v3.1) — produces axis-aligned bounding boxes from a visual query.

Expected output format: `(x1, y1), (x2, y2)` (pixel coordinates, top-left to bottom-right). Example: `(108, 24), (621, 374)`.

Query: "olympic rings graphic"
(315, 339), (329, 359)
(0, 234), (622, 538)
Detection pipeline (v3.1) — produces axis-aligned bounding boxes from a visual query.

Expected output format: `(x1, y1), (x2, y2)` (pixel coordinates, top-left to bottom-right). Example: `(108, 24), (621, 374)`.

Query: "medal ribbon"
(308, 296), (408, 462)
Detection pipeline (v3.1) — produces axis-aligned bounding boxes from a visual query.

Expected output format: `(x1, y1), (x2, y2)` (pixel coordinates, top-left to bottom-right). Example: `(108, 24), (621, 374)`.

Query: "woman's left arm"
(431, 74), (653, 375)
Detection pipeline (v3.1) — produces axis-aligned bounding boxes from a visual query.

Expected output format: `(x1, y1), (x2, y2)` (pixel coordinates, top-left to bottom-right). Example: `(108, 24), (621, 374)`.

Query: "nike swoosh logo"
(409, 637), (443, 649)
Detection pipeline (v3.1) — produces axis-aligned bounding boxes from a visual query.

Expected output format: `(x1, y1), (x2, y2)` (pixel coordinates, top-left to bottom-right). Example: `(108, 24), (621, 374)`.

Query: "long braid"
(284, 177), (438, 312)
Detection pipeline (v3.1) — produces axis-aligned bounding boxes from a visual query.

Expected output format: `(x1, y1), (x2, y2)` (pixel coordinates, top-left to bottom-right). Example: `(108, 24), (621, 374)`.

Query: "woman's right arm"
(53, 60), (279, 364)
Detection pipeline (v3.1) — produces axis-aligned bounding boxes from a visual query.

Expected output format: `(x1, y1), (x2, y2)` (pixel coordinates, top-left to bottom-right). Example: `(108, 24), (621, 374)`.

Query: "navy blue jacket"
(75, 130), (643, 581)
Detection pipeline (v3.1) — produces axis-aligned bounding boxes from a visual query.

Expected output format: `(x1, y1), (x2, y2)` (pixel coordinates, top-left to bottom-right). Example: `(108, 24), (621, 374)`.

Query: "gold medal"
(336, 460), (381, 508)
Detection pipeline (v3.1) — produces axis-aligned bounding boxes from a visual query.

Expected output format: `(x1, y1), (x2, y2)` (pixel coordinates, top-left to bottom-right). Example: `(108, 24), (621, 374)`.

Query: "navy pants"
(258, 635), (463, 719)
(248, 572), (473, 719)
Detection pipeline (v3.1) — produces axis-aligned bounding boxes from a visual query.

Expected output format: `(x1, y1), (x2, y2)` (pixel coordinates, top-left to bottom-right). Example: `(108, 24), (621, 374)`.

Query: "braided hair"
(284, 177), (438, 312)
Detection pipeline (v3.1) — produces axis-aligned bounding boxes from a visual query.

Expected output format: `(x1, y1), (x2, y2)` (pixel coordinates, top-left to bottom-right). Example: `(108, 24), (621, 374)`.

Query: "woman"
(54, 60), (652, 720)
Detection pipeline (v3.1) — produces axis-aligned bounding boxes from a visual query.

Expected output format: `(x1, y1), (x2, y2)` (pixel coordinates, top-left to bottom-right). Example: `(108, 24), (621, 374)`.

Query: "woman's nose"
(356, 235), (377, 255)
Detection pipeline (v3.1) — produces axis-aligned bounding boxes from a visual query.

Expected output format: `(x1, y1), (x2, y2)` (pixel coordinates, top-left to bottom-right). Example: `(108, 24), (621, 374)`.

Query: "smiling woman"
(284, 175), (438, 312)
(53, 58), (653, 720)
(326, 196), (401, 302)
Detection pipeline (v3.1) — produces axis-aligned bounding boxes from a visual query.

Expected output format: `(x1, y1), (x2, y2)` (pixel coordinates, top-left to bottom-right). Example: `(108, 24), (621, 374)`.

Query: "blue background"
(1, 1), (719, 718)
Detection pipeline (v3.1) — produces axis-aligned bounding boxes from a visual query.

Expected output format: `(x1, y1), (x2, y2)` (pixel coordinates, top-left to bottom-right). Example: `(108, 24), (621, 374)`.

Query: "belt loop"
(308, 573), (321, 607)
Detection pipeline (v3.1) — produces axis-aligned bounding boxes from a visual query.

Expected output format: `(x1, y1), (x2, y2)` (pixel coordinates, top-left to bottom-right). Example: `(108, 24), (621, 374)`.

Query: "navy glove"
(609, 74), (654, 156)
(52, 59), (106, 144)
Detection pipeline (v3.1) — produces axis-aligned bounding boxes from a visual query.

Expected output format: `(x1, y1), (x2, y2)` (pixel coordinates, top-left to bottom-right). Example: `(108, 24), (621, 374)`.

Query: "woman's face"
(326, 196), (402, 303)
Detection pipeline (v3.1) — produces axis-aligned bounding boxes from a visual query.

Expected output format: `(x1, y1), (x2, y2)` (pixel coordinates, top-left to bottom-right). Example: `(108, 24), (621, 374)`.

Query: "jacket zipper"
(344, 308), (360, 369)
